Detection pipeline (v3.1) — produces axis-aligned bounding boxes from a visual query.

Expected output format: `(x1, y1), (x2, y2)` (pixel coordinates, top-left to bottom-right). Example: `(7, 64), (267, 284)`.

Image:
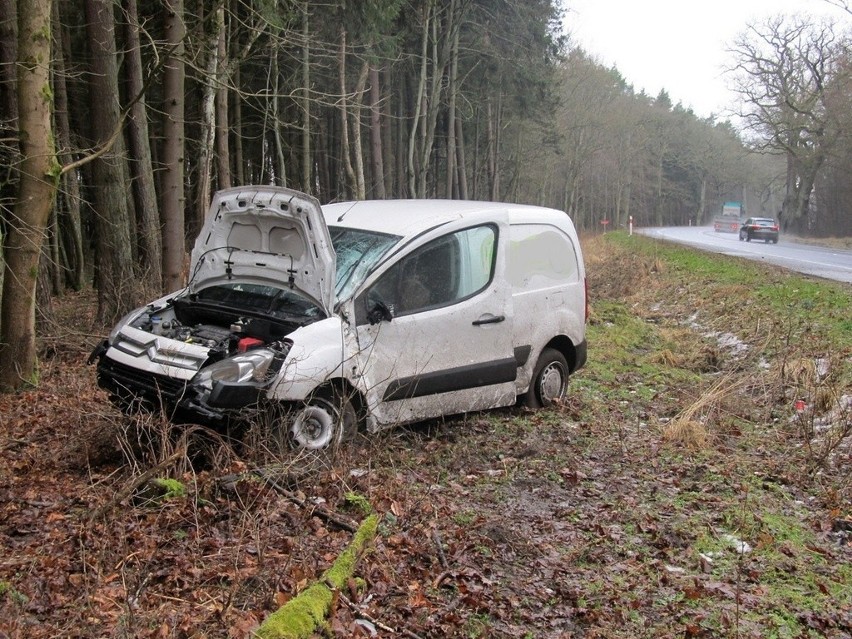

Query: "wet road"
(636, 226), (852, 284)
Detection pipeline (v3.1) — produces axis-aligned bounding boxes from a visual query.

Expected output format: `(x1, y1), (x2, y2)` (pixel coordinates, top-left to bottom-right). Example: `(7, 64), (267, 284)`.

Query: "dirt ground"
(0, 234), (849, 638)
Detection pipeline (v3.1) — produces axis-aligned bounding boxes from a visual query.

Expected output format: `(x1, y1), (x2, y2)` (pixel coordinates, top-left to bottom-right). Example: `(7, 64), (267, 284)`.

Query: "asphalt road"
(636, 226), (852, 284)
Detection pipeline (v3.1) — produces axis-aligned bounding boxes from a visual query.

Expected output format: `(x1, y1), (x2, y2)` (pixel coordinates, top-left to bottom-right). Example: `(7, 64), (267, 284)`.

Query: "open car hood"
(189, 187), (336, 314)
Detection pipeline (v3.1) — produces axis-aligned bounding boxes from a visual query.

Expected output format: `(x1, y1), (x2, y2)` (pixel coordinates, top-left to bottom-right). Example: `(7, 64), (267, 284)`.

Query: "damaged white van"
(91, 187), (587, 448)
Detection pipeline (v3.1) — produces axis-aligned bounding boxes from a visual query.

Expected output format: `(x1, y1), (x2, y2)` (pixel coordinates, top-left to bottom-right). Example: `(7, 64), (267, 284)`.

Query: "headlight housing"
(191, 348), (278, 392)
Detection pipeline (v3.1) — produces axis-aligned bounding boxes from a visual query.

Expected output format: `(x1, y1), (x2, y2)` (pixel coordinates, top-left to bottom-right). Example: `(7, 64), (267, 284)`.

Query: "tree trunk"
(407, 2), (430, 197)
(301, 1), (311, 194)
(0, 0), (57, 390)
(233, 65), (244, 185)
(0, 0), (17, 225)
(85, 0), (138, 322)
(124, 0), (162, 289)
(338, 27), (356, 199)
(455, 114), (468, 199)
(51, 2), (84, 291)
(445, 18), (460, 199)
(160, 0), (186, 294)
(0, 0), (18, 308)
(383, 67), (395, 197)
(271, 46), (287, 186)
(351, 61), (369, 200)
(486, 96), (500, 200)
(215, 5), (231, 191)
(196, 2), (221, 230)
(369, 65), (385, 199)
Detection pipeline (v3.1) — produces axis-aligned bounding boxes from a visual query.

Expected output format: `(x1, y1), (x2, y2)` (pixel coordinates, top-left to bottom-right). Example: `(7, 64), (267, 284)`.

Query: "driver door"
(352, 221), (517, 428)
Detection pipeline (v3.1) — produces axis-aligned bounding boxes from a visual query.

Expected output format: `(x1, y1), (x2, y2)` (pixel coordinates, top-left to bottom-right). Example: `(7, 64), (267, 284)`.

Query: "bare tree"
(729, 15), (848, 228)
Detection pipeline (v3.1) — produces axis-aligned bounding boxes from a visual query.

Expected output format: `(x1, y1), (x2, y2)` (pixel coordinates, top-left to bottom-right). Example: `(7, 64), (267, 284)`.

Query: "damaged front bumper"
(89, 340), (290, 425)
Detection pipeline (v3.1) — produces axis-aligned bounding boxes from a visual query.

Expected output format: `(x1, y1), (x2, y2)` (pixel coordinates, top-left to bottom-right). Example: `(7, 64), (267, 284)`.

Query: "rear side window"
(507, 224), (579, 290)
(357, 224), (497, 322)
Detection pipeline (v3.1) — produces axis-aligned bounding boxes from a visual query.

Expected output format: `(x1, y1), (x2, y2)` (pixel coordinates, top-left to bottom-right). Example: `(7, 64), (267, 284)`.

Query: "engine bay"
(126, 293), (305, 361)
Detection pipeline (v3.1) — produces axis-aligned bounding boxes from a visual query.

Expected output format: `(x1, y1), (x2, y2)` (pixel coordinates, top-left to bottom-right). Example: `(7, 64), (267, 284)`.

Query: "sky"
(564, 0), (850, 120)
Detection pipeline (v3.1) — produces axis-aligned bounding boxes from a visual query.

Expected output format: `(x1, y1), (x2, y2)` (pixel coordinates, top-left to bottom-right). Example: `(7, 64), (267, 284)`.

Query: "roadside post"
(601, 219), (610, 233)
(629, 215), (633, 236)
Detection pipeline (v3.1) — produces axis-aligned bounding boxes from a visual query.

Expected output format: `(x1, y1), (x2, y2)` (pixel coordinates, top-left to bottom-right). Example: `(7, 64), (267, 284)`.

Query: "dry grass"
(583, 235), (665, 300)
(661, 418), (708, 450)
(660, 374), (744, 451)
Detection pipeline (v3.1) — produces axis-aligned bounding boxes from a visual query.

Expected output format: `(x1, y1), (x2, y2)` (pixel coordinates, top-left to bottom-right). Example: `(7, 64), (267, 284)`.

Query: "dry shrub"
(651, 348), (683, 368)
(660, 374), (744, 451)
(779, 356), (819, 389)
(653, 327), (723, 373)
(661, 418), (708, 450)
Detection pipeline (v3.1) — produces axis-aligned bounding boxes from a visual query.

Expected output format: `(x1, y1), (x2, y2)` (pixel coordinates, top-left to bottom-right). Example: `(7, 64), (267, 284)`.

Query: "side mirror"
(367, 299), (394, 325)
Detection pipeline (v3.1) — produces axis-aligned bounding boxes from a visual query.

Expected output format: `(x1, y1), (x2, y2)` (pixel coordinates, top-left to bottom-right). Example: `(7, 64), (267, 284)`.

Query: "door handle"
(472, 315), (506, 326)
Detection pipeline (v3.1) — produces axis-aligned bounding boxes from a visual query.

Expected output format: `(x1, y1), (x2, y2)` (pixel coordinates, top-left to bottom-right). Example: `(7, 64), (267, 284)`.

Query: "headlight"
(192, 349), (277, 392)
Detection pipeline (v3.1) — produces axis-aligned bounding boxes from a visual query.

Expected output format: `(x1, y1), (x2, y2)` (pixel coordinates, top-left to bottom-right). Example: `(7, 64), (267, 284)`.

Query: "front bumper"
(91, 345), (267, 425)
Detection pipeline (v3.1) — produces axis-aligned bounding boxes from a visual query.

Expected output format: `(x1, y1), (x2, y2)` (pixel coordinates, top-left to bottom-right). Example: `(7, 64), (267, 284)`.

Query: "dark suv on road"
(739, 217), (779, 244)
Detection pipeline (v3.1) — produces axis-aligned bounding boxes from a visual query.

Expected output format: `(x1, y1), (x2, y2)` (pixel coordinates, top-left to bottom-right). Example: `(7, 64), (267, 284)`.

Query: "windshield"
(329, 226), (401, 299)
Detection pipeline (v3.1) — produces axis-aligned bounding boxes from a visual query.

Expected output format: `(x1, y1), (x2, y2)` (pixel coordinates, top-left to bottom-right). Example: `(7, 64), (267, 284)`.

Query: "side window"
(357, 225), (497, 322)
(507, 224), (579, 290)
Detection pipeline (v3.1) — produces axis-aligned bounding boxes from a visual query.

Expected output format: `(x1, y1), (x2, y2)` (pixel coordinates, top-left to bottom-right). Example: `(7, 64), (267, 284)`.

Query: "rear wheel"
(287, 388), (358, 450)
(523, 347), (569, 409)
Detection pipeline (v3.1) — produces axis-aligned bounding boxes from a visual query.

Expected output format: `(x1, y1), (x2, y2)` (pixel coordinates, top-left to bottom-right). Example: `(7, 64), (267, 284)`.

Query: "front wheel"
(523, 347), (569, 409)
(288, 389), (358, 450)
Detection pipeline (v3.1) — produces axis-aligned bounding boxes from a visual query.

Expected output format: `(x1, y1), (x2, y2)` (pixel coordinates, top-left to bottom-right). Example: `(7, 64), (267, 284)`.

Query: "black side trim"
(514, 345), (532, 367)
(573, 338), (587, 372)
(383, 357), (517, 401)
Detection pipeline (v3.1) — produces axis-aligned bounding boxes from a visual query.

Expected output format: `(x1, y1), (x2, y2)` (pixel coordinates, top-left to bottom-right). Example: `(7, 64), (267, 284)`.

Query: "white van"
(91, 187), (587, 448)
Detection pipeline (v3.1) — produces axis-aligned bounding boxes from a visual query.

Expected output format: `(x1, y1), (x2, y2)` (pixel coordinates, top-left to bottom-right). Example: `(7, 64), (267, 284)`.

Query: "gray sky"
(565, 0), (850, 119)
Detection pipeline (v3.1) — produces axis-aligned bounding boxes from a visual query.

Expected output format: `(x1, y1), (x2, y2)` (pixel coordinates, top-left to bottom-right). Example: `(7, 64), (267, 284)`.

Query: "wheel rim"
(290, 399), (339, 449)
(538, 361), (567, 405)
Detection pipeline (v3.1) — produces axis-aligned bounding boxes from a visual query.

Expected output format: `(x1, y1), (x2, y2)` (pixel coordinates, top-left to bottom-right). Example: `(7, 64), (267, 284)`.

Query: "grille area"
(97, 357), (190, 404)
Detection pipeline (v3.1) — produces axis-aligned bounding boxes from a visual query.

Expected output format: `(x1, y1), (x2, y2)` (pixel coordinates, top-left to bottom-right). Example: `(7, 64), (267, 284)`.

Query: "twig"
(90, 449), (185, 519)
(431, 528), (449, 569)
(250, 470), (358, 533)
(338, 592), (426, 639)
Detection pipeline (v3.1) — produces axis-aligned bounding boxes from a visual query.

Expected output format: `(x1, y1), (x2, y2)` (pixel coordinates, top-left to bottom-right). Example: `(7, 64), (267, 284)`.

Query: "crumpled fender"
(267, 317), (349, 400)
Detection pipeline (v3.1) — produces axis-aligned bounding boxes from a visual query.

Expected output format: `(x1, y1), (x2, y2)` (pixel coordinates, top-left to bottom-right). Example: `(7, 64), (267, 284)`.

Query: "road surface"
(636, 226), (852, 284)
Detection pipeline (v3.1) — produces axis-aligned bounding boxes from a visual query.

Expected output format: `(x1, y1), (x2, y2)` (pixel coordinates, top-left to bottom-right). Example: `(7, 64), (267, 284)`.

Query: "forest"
(1, 0), (852, 390)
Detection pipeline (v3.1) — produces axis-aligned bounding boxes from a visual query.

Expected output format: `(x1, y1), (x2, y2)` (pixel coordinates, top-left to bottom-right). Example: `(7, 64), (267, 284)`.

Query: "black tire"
(773, 239), (778, 244)
(287, 388), (359, 450)
(523, 347), (569, 409)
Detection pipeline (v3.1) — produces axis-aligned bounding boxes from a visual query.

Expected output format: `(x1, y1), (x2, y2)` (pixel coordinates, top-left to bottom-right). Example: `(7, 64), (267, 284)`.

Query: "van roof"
(322, 199), (571, 238)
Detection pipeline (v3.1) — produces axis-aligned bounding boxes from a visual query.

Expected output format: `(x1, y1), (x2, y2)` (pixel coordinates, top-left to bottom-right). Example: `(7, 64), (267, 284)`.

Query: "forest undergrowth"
(0, 232), (850, 638)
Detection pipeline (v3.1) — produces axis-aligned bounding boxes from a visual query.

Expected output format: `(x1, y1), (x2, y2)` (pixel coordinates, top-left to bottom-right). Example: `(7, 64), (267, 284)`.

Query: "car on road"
(739, 217), (779, 243)
(90, 187), (588, 449)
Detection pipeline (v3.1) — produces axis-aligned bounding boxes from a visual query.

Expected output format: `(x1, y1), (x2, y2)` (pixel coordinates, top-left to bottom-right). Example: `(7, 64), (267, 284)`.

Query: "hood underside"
(189, 186), (336, 313)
